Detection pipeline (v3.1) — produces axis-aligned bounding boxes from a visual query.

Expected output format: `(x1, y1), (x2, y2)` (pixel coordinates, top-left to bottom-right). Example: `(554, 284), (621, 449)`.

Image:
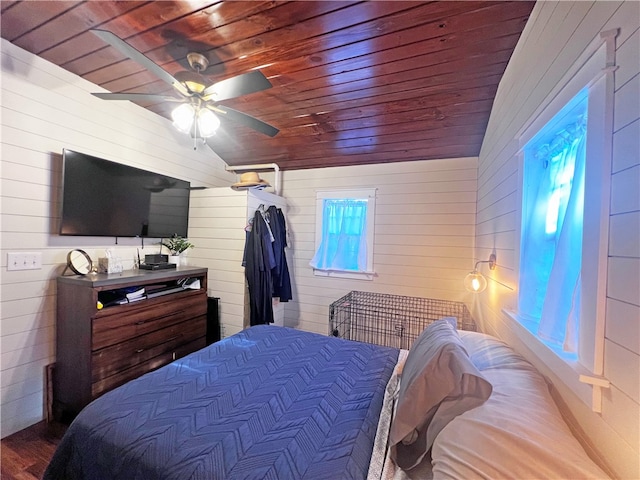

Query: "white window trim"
(312, 188), (377, 280)
(507, 29), (617, 412)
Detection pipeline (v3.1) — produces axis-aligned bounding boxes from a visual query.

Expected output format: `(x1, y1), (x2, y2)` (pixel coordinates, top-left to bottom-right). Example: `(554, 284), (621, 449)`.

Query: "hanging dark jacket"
(268, 205), (292, 302)
(244, 210), (275, 325)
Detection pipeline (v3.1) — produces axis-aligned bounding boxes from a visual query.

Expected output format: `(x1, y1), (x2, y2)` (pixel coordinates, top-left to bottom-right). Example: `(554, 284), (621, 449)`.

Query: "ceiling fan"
(89, 29), (279, 145)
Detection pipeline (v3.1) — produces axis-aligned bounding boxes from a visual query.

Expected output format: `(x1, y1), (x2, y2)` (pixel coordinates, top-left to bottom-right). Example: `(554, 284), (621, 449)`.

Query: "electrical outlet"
(7, 252), (42, 271)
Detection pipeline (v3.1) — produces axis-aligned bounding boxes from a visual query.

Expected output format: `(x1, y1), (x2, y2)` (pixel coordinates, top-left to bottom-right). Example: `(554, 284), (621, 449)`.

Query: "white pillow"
(431, 333), (610, 479)
(389, 320), (492, 470)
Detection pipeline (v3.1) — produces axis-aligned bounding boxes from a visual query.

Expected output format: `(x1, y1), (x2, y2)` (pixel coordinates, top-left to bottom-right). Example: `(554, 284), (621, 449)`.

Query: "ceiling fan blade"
(202, 70), (272, 102)
(90, 29), (190, 97)
(92, 92), (183, 102)
(214, 105), (279, 137)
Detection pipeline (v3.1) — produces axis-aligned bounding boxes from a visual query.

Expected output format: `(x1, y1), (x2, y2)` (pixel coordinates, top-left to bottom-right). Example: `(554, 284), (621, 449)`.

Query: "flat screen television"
(60, 149), (190, 238)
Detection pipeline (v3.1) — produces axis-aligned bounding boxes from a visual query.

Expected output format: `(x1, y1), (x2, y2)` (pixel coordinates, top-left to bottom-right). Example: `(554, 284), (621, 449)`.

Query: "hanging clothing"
(268, 205), (292, 302)
(244, 209), (276, 326)
(243, 205), (293, 325)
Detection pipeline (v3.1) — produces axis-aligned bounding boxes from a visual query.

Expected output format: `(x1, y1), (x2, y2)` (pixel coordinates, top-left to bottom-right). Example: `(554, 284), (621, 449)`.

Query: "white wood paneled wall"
(280, 157), (478, 335)
(475, 2), (639, 478)
(0, 39), (233, 438)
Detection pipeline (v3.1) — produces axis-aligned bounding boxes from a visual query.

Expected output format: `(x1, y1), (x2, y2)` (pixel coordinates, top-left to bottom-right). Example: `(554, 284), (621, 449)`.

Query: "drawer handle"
(134, 335), (181, 355)
(156, 312), (183, 322)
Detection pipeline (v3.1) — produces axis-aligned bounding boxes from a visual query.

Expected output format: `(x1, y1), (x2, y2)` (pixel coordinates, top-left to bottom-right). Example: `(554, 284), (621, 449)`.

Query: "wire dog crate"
(329, 291), (476, 350)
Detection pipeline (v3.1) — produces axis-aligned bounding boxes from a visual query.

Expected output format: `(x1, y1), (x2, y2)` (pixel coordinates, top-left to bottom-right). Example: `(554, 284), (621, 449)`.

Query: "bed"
(44, 325), (399, 480)
(44, 322), (611, 480)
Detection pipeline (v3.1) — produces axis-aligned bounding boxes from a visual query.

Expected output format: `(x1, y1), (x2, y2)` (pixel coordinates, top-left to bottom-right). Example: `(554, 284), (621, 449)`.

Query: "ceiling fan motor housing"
(187, 52), (209, 72)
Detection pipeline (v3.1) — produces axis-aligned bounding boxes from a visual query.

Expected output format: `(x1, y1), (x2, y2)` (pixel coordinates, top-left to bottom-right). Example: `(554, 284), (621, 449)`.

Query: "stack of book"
(124, 287), (145, 302)
(98, 286), (146, 307)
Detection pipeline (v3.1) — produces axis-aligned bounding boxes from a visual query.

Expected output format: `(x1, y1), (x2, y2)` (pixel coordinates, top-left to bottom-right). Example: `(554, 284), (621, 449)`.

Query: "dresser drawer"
(92, 315), (206, 382)
(92, 292), (206, 351)
(91, 336), (206, 398)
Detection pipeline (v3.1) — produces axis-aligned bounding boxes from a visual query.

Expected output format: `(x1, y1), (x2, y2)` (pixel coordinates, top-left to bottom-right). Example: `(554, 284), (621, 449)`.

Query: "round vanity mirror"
(67, 249), (93, 275)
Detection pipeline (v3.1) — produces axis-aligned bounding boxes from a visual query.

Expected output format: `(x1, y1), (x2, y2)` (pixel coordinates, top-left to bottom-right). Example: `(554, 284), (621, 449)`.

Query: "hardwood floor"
(1, 421), (66, 480)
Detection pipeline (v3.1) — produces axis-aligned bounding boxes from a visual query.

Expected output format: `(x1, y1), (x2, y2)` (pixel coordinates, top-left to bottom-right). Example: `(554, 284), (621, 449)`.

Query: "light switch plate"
(7, 252), (42, 271)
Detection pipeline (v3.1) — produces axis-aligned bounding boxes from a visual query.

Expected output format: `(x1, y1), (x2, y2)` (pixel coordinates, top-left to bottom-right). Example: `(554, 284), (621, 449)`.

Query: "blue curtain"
(310, 199), (368, 272)
(538, 132), (585, 352)
(519, 101), (587, 353)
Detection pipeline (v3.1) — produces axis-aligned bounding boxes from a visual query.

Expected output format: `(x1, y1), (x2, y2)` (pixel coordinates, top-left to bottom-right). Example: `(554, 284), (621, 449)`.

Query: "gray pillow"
(389, 318), (493, 470)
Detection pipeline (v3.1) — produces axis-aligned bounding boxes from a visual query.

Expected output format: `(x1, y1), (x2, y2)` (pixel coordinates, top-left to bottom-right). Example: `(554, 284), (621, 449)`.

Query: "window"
(310, 189), (376, 280)
(519, 89), (588, 358)
(514, 31), (616, 397)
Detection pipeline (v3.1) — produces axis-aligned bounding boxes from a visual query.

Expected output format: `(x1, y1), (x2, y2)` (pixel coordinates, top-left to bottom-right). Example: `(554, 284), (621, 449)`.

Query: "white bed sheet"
(368, 348), (427, 480)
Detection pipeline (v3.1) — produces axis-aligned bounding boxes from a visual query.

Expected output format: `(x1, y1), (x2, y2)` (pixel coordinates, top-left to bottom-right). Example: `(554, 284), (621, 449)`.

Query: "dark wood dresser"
(53, 266), (208, 421)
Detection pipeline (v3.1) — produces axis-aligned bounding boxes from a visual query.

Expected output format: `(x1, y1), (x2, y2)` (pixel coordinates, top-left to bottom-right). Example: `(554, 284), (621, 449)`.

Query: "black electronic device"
(139, 263), (176, 271)
(145, 254), (168, 264)
(59, 149), (190, 238)
(206, 297), (221, 345)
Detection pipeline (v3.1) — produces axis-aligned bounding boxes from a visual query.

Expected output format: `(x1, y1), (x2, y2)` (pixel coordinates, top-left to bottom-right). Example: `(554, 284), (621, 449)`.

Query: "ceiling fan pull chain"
(193, 107), (198, 150)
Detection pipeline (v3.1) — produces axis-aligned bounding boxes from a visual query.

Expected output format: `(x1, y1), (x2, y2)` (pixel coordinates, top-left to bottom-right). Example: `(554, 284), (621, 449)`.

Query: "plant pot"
(169, 255), (181, 265)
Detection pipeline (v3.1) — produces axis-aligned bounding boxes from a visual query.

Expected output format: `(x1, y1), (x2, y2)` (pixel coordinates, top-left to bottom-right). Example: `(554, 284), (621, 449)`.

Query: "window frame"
(311, 188), (377, 280)
(508, 30), (617, 412)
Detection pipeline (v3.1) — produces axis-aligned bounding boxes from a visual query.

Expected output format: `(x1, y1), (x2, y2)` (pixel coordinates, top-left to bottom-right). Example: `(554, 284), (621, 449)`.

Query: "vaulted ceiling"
(1, 1), (535, 170)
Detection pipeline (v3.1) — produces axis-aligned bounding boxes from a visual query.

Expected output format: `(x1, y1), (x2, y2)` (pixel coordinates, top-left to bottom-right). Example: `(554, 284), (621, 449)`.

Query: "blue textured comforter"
(44, 325), (399, 479)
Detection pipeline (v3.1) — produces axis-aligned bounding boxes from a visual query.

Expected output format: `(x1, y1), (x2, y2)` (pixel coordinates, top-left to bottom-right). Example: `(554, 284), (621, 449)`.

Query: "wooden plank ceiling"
(1, 1), (535, 171)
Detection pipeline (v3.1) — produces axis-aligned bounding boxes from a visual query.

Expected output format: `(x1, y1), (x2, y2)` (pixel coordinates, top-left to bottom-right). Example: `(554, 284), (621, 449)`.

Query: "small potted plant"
(161, 235), (194, 265)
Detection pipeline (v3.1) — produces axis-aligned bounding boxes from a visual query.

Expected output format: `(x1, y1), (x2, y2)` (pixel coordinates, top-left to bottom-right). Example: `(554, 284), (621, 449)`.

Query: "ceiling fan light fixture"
(172, 103), (195, 133)
(197, 108), (220, 137)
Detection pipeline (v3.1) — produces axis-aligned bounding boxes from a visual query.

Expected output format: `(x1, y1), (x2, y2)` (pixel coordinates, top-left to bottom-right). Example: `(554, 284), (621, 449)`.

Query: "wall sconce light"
(464, 253), (497, 293)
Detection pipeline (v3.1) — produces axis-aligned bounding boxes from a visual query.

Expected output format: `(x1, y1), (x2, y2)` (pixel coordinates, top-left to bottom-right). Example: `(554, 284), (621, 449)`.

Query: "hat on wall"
(231, 172), (271, 190)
